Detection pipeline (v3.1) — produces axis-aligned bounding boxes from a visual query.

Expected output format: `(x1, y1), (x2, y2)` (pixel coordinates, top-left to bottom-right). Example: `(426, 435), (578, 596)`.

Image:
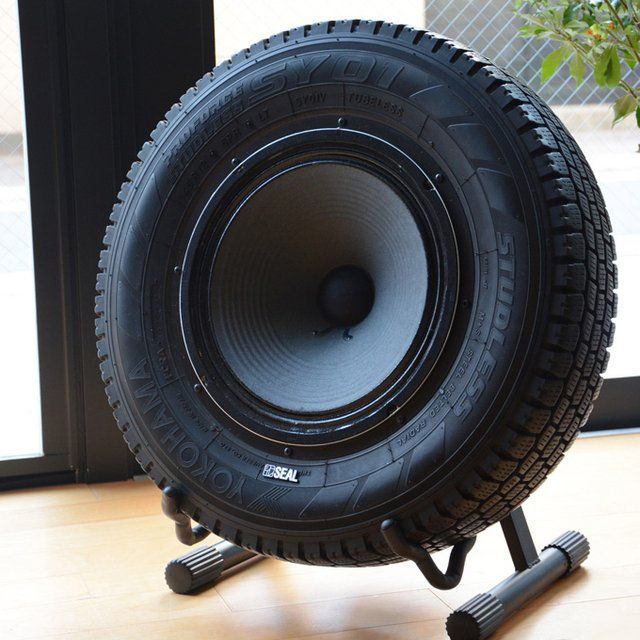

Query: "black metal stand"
(380, 519), (476, 590)
(162, 488), (588, 638)
(446, 509), (589, 639)
(165, 541), (258, 594)
(161, 487), (258, 593)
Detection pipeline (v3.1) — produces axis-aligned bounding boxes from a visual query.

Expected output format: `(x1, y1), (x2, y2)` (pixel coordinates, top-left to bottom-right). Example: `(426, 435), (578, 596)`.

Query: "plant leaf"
(636, 105), (640, 129)
(625, 25), (639, 48)
(594, 46), (621, 87)
(519, 24), (547, 38)
(569, 52), (587, 85)
(565, 20), (588, 31)
(563, 3), (578, 25)
(519, 25), (534, 37)
(612, 94), (637, 125)
(606, 47), (622, 88)
(593, 49), (608, 86)
(541, 45), (572, 82)
(623, 48), (638, 69)
(550, 7), (565, 28)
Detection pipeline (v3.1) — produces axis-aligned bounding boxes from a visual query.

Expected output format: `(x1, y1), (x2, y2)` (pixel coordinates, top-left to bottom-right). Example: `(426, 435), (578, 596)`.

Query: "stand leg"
(165, 540), (258, 594)
(161, 487), (259, 594)
(446, 508), (589, 640)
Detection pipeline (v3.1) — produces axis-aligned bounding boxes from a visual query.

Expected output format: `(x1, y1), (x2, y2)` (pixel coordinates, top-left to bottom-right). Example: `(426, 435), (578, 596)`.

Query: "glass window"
(0, 0), (43, 459)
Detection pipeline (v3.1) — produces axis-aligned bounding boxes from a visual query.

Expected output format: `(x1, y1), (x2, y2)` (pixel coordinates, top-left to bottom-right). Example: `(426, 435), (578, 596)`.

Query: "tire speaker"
(96, 20), (616, 566)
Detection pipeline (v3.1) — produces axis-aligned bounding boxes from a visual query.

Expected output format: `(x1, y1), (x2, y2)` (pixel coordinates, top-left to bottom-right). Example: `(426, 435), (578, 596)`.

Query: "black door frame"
(0, 0), (215, 487)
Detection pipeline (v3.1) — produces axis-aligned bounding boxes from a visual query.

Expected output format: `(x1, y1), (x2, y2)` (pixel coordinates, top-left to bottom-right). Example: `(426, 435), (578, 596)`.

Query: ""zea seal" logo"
(262, 463), (299, 483)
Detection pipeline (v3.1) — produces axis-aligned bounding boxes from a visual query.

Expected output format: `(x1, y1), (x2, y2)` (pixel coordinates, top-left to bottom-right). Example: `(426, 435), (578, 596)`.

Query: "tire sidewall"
(105, 35), (543, 541)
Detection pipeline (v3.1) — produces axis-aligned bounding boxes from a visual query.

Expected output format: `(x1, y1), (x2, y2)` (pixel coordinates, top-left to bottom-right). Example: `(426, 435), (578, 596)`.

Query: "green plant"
(515, 0), (640, 127)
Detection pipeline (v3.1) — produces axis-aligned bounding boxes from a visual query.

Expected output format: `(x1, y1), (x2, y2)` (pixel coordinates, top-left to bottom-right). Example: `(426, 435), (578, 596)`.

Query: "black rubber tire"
(96, 20), (616, 566)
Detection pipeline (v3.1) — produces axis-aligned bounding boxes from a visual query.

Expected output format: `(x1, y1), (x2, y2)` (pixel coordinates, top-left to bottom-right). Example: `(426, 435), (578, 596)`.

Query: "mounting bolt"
(284, 447), (293, 456)
(337, 117), (347, 127)
(435, 172), (446, 184)
(173, 265), (182, 274)
(193, 383), (203, 393)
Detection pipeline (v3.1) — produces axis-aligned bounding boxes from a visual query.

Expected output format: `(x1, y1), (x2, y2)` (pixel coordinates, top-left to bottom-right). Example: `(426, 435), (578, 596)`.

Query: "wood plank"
(214, 561), (447, 611)
(14, 590), (449, 640)
(0, 492), (161, 533)
(0, 574), (90, 612)
(284, 595), (640, 640)
(0, 483), (97, 512)
(493, 595), (640, 640)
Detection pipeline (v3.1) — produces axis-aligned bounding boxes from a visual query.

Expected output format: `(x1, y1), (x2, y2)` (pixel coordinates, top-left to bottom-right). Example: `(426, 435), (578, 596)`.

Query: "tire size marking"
(217, 439), (264, 470)
(455, 348), (475, 379)
(482, 254), (490, 289)
(347, 91), (405, 118)
(156, 346), (174, 382)
(293, 91), (327, 109)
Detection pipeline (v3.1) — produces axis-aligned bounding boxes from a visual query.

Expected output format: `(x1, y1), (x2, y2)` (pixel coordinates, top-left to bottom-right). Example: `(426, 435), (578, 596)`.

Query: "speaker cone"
(210, 161), (428, 414)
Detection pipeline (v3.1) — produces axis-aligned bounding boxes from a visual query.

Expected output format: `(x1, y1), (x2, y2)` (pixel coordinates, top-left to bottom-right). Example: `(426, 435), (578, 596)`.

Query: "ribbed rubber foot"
(165, 545), (224, 594)
(446, 592), (504, 640)
(543, 530), (589, 574)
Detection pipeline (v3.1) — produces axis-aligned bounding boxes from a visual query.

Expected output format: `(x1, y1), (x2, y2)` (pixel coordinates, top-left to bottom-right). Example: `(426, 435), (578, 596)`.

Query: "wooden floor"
(0, 433), (638, 640)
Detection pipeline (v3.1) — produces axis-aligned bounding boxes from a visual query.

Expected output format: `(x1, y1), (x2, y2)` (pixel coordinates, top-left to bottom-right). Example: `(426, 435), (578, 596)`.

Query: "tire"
(96, 20), (616, 566)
